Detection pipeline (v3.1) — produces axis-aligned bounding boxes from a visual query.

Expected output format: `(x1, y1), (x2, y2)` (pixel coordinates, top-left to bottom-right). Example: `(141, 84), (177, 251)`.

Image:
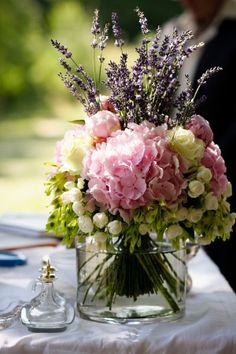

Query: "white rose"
(93, 212), (109, 229)
(187, 208), (203, 223)
(176, 207), (188, 221)
(166, 224), (183, 239)
(205, 192), (219, 210)
(78, 215), (94, 234)
(169, 127), (204, 167)
(107, 220), (122, 235)
(61, 134), (93, 174)
(196, 166), (212, 183)
(188, 180), (205, 198)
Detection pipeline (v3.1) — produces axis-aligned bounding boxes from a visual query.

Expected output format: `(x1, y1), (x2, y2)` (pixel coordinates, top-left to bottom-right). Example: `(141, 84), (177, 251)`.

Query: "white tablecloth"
(0, 246), (236, 354)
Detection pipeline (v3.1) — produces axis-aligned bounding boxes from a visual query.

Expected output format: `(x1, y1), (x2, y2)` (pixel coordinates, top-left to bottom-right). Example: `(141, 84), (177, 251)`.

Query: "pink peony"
(99, 96), (116, 112)
(187, 114), (213, 146)
(83, 123), (186, 217)
(201, 142), (228, 197)
(86, 110), (121, 138)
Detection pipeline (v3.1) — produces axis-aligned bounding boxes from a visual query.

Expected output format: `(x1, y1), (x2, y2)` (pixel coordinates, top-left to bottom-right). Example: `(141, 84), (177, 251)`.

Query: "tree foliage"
(0, 0), (181, 116)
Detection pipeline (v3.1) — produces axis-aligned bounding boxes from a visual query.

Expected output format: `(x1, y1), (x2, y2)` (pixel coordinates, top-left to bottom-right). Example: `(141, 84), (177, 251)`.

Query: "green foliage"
(45, 171), (79, 245)
(79, 0), (182, 39)
(0, 0), (45, 111)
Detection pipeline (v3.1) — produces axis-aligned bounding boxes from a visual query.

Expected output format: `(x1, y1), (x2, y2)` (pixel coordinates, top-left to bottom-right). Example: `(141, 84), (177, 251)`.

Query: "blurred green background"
(0, 0), (182, 214)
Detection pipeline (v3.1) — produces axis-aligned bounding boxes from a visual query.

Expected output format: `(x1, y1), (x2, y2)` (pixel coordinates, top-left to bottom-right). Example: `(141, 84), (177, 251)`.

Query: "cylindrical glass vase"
(76, 235), (186, 324)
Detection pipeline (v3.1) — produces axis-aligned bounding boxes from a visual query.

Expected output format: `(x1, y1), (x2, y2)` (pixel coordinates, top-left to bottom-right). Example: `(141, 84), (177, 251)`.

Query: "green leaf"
(68, 119), (85, 125)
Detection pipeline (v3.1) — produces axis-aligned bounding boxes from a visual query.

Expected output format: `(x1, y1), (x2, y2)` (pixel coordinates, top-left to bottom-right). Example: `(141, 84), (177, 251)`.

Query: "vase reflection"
(186, 242), (200, 293)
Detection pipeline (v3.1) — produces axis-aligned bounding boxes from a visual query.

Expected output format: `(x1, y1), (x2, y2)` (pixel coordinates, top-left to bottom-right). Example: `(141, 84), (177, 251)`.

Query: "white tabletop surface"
(0, 245), (236, 354)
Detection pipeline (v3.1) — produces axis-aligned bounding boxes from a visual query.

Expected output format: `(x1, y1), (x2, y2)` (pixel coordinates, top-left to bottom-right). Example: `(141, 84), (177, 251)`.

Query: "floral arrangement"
(46, 9), (235, 314)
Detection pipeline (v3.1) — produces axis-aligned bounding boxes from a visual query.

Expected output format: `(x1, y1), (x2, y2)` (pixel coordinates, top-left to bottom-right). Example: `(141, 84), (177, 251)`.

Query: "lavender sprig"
(197, 66), (223, 86)
(91, 9), (101, 36)
(52, 37), (99, 115)
(193, 66), (223, 102)
(135, 7), (149, 35)
(51, 39), (72, 58)
(174, 75), (194, 125)
(111, 12), (124, 49)
(59, 58), (71, 72)
(90, 10), (109, 89)
(52, 9), (222, 127)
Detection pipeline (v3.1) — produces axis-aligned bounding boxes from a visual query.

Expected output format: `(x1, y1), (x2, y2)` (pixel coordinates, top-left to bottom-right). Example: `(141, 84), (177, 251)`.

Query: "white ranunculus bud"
(77, 178), (85, 190)
(72, 201), (84, 216)
(61, 188), (82, 204)
(187, 208), (203, 223)
(198, 237), (211, 246)
(93, 212), (109, 229)
(78, 215), (94, 234)
(70, 188), (82, 202)
(205, 192), (219, 210)
(176, 207), (188, 221)
(223, 213), (236, 233)
(166, 224), (183, 239)
(223, 181), (233, 198)
(221, 199), (231, 211)
(94, 231), (107, 243)
(138, 224), (149, 235)
(61, 191), (73, 204)
(196, 166), (212, 183)
(107, 220), (122, 235)
(188, 180), (205, 198)
(64, 181), (75, 190)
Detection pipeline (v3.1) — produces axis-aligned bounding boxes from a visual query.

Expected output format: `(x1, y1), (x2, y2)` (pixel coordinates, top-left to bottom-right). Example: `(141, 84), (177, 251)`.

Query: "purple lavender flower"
(91, 9), (101, 35)
(135, 7), (149, 35)
(98, 23), (109, 50)
(51, 9), (222, 127)
(51, 39), (72, 58)
(197, 67), (223, 86)
(59, 58), (71, 72)
(111, 12), (124, 48)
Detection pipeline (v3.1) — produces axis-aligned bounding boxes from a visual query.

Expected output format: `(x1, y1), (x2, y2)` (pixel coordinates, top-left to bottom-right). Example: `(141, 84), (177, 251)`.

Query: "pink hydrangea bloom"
(147, 143), (187, 203)
(86, 110), (121, 138)
(187, 114), (213, 146)
(83, 123), (186, 217)
(201, 142), (228, 197)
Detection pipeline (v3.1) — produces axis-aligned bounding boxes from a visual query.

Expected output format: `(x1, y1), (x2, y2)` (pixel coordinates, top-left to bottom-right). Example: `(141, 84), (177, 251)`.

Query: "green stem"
(136, 253), (180, 312)
(93, 47), (97, 89)
(77, 235), (184, 313)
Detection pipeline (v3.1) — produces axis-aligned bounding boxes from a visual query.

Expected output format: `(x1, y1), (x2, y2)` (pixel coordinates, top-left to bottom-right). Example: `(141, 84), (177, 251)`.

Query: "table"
(0, 245), (236, 354)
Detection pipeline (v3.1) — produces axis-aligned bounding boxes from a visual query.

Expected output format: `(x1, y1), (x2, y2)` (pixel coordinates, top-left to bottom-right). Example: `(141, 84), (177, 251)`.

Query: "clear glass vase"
(76, 235), (186, 324)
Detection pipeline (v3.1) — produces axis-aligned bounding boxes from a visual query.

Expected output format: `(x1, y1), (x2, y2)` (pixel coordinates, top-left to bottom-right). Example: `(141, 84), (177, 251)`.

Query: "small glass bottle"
(21, 259), (74, 332)
(32, 256), (66, 305)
